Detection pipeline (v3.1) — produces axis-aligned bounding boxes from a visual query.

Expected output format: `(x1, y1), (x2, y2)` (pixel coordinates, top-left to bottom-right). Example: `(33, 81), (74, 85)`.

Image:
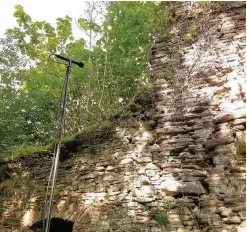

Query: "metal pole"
(45, 61), (72, 232)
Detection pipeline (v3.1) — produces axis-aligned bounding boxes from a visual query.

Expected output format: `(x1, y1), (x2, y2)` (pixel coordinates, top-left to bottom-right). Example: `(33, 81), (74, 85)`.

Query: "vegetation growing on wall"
(0, 2), (174, 155)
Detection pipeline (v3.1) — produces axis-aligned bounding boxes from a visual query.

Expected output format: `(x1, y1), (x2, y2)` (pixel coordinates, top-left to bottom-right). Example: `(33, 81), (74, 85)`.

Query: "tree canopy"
(0, 1), (172, 154)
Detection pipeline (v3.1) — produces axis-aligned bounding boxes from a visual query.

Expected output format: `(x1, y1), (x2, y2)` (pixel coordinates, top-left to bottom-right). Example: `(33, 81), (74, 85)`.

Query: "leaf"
(78, 18), (90, 31)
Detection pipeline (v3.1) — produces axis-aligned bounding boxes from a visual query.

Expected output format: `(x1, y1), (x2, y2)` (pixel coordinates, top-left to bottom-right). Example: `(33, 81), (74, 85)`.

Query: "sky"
(0, 0), (88, 39)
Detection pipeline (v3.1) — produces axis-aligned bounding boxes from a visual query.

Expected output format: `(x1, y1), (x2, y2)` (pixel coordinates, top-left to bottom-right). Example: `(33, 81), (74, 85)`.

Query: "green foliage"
(57, 16), (74, 46)
(155, 210), (169, 226)
(102, 2), (156, 95)
(0, 2), (174, 154)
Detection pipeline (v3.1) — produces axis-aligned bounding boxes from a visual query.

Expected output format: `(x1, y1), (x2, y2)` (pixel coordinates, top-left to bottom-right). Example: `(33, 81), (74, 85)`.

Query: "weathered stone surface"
(133, 185), (156, 200)
(161, 180), (206, 196)
(156, 127), (186, 135)
(81, 172), (99, 179)
(220, 208), (233, 217)
(161, 179), (183, 195)
(223, 216), (242, 224)
(214, 110), (246, 124)
(215, 129), (233, 138)
(119, 157), (133, 165)
(231, 118), (246, 126)
(160, 163), (181, 169)
(205, 136), (234, 149)
(235, 131), (246, 154)
(134, 156), (152, 163)
(146, 169), (156, 177)
(181, 182), (206, 195)
(145, 163), (160, 170)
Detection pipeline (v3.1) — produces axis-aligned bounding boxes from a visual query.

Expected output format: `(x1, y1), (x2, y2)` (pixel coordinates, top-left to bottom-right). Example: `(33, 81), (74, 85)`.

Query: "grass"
(155, 211), (169, 226)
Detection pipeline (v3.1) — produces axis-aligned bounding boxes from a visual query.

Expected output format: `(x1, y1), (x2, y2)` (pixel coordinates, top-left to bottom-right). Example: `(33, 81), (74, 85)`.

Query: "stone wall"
(0, 2), (246, 232)
(149, 2), (246, 231)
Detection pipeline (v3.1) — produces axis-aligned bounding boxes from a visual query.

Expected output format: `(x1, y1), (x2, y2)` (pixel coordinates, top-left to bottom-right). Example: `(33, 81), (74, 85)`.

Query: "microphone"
(54, 54), (84, 68)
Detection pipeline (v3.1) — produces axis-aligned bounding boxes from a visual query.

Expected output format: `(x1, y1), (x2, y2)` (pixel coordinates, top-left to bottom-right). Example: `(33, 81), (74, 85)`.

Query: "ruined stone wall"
(149, 2), (246, 231)
(0, 2), (246, 232)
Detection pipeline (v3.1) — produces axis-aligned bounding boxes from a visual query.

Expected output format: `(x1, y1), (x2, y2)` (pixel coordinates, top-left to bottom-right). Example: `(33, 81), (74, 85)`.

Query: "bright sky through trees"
(0, 0), (87, 38)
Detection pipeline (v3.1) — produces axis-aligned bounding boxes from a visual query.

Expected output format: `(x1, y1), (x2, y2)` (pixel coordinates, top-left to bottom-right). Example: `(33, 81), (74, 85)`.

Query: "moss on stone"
(2, 120), (114, 162)
(3, 144), (52, 162)
(61, 120), (113, 143)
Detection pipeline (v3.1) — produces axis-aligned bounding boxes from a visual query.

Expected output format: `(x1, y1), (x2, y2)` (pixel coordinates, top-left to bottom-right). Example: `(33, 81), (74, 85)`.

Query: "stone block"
(146, 169), (156, 177)
(81, 172), (98, 180)
(183, 220), (194, 226)
(156, 127), (186, 135)
(134, 196), (155, 203)
(160, 163), (181, 169)
(215, 129), (233, 138)
(119, 158), (133, 165)
(181, 181), (206, 195)
(212, 143), (235, 156)
(134, 156), (152, 163)
(177, 229), (190, 232)
(214, 110), (246, 124)
(235, 131), (246, 155)
(145, 163), (160, 170)
(231, 118), (246, 126)
(168, 214), (182, 225)
(233, 30), (246, 39)
(223, 216), (241, 224)
(161, 179), (183, 196)
(220, 208), (233, 217)
(205, 136), (234, 149)
(238, 211), (246, 220)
